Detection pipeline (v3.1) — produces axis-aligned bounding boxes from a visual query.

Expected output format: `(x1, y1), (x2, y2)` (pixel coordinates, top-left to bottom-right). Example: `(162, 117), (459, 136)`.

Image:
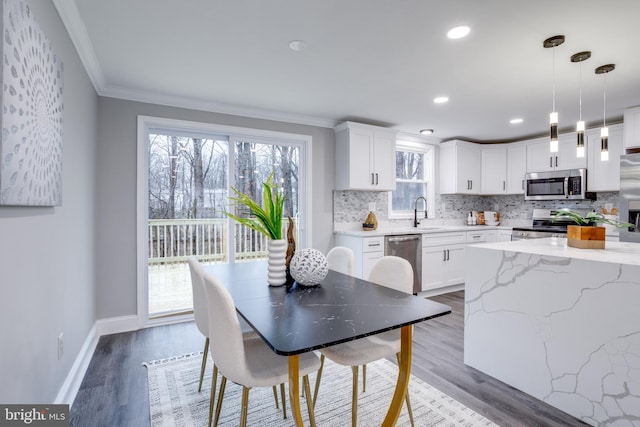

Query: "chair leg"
(240, 387), (250, 427)
(303, 375), (317, 427)
(207, 364), (218, 427)
(396, 353), (415, 427)
(198, 337), (210, 392)
(362, 363), (367, 393)
(280, 383), (287, 418)
(312, 353), (325, 407)
(351, 366), (359, 427)
(272, 386), (279, 409)
(213, 376), (227, 427)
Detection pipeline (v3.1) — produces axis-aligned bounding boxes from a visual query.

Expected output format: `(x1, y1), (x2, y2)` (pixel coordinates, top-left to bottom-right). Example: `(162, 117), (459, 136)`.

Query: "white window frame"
(388, 140), (435, 219)
(136, 116), (312, 327)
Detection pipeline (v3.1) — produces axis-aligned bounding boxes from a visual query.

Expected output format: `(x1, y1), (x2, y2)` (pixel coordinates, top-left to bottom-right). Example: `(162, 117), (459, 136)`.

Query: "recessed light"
(419, 129), (434, 135)
(288, 40), (308, 51)
(510, 118), (523, 124)
(433, 96), (449, 104)
(447, 26), (470, 39)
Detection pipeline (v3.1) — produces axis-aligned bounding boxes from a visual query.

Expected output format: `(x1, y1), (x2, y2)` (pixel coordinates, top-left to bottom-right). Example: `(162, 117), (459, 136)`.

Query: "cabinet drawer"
(362, 236), (384, 253)
(422, 232), (466, 247)
(467, 231), (486, 243)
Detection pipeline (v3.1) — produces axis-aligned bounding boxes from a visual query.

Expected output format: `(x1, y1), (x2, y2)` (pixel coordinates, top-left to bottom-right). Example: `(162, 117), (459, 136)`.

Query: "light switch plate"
(368, 202), (376, 211)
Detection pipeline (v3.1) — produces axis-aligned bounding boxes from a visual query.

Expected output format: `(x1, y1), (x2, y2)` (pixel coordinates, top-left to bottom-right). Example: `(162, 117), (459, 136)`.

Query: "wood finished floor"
(69, 291), (588, 427)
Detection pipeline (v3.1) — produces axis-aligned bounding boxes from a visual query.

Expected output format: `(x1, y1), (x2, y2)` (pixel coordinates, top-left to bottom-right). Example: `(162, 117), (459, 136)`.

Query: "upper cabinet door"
(587, 124), (623, 192)
(334, 122), (396, 191)
(624, 106), (640, 149)
(506, 144), (527, 194)
(481, 146), (507, 194)
(439, 140), (481, 194)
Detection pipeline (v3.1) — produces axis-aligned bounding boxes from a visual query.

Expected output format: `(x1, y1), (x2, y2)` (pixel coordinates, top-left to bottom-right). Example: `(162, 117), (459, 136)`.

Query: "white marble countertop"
(470, 237), (640, 266)
(334, 224), (512, 237)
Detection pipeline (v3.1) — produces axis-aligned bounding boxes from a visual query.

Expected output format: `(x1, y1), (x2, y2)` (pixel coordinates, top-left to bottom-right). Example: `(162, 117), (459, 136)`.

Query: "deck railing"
(148, 218), (297, 265)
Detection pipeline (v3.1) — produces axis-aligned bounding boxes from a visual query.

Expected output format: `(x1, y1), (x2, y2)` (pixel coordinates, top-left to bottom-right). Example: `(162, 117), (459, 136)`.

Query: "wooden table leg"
(288, 354), (304, 426)
(382, 325), (412, 427)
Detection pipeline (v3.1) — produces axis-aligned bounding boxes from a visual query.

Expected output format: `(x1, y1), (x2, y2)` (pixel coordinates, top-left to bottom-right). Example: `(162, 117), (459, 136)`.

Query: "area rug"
(144, 352), (499, 427)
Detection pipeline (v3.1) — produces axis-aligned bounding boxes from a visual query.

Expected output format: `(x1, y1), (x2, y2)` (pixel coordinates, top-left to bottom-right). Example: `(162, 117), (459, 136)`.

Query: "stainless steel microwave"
(524, 168), (595, 201)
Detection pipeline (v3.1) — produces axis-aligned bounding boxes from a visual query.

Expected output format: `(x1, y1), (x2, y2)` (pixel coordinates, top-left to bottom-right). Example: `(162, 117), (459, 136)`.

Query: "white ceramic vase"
(267, 239), (287, 286)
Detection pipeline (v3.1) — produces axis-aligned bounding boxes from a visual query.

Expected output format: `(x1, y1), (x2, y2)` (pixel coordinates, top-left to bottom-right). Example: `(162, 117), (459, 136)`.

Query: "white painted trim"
(54, 323), (99, 406)
(95, 315), (141, 337)
(52, 0), (105, 91)
(136, 117), (151, 329)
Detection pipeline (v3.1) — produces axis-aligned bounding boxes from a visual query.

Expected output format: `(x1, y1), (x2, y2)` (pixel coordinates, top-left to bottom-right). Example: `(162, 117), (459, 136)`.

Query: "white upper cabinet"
(440, 140), (481, 194)
(334, 122), (396, 191)
(481, 146), (507, 194)
(526, 134), (587, 172)
(506, 144), (527, 194)
(624, 106), (640, 149)
(587, 124), (623, 192)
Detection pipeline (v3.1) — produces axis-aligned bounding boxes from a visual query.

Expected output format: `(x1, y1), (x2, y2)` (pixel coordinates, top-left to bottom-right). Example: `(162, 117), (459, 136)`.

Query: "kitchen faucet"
(414, 196), (428, 227)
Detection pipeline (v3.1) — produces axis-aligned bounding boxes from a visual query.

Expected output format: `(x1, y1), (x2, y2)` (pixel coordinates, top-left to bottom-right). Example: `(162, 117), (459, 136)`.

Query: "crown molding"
(53, 0), (105, 91)
(101, 83), (338, 129)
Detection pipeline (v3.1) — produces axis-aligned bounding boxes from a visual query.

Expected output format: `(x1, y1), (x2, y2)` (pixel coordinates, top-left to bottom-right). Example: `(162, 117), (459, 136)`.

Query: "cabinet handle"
(522, 179), (524, 190)
(371, 173), (375, 185)
(375, 173), (379, 185)
(443, 250), (447, 262)
(549, 156), (552, 168)
(555, 156), (558, 168)
(503, 181), (506, 191)
(470, 180), (473, 190)
(447, 249), (450, 261)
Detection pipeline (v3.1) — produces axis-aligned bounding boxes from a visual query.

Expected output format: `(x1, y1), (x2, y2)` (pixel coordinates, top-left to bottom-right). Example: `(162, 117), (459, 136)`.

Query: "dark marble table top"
(205, 261), (452, 356)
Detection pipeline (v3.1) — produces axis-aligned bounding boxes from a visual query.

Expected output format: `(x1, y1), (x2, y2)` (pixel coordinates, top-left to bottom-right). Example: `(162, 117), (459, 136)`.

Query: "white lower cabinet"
(421, 232), (466, 292)
(334, 234), (384, 279)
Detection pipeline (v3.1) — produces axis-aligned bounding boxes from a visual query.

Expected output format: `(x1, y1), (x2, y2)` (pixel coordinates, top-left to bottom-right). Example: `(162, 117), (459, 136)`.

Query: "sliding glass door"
(140, 118), (308, 319)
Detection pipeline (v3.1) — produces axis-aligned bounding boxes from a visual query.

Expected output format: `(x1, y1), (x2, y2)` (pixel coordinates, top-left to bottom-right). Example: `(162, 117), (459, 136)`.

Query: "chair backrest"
(326, 246), (354, 276)
(367, 256), (413, 295)
(202, 271), (250, 384)
(187, 257), (209, 336)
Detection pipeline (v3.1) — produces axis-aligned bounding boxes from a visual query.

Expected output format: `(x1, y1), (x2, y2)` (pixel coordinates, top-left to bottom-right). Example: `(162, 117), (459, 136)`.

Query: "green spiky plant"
(554, 209), (633, 228)
(224, 172), (285, 240)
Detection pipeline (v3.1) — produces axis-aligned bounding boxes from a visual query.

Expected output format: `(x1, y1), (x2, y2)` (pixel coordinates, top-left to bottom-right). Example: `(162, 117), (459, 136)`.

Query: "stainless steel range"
(511, 209), (572, 240)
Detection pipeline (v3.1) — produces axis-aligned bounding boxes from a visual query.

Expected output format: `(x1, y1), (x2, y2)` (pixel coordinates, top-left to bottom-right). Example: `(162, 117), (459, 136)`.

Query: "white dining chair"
(313, 255), (416, 427)
(202, 270), (321, 427)
(326, 246), (354, 276)
(187, 257), (285, 424)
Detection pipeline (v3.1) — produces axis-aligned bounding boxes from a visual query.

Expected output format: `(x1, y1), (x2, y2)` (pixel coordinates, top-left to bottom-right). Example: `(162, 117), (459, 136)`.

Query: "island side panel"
(463, 245), (640, 426)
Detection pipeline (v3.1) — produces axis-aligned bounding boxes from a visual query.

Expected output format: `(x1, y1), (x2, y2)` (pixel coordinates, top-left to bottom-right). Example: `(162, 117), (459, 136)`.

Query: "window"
(389, 141), (434, 218)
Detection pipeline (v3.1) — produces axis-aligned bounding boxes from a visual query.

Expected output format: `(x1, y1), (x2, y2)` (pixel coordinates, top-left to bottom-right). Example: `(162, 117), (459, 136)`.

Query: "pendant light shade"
(544, 36), (565, 153)
(571, 51), (591, 158)
(595, 64), (615, 162)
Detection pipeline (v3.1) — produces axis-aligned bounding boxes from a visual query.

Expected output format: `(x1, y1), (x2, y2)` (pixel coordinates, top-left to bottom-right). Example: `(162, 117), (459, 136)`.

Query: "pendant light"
(571, 51), (591, 158)
(595, 64), (615, 161)
(544, 35), (565, 153)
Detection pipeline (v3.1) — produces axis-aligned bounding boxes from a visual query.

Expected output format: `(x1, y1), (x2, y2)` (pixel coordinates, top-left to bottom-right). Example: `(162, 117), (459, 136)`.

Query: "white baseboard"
(54, 323), (99, 405)
(55, 315), (141, 407)
(95, 314), (141, 336)
(418, 283), (464, 298)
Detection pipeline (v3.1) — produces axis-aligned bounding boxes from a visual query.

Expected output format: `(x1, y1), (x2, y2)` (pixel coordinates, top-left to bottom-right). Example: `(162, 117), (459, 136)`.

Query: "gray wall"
(96, 98), (336, 319)
(0, 1), (98, 403)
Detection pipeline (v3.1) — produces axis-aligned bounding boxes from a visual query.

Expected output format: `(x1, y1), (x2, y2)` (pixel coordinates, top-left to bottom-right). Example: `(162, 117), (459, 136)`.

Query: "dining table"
(205, 260), (451, 427)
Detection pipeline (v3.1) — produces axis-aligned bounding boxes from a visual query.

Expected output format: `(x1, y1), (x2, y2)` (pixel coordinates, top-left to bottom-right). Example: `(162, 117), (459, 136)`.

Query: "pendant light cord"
(578, 62), (583, 121)
(603, 72), (607, 127)
(552, 45), (556, 112)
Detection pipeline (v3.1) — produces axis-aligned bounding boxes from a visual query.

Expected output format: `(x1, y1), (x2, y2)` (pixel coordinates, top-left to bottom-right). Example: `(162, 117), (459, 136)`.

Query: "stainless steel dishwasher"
(384, 234), (422, 294)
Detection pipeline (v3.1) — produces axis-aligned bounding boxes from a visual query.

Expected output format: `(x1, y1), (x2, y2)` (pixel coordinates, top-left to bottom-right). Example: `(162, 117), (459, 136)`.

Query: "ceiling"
(55, 0), (640, 143)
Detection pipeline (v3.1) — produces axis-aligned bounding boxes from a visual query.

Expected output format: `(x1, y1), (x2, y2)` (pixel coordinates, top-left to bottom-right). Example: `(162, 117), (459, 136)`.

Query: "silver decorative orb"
(290, 248), (329, 286)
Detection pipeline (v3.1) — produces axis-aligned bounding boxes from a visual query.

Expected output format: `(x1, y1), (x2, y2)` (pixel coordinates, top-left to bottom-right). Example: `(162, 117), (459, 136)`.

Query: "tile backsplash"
(333, 190), (620, 229)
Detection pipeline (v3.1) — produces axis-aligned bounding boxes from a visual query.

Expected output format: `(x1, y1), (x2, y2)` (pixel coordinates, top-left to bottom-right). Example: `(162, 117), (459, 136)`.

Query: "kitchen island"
(464, 238), (640, 426)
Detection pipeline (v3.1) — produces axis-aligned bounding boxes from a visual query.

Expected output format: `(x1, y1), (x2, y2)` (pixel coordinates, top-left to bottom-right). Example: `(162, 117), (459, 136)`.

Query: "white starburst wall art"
(0, 0), (64, 206)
